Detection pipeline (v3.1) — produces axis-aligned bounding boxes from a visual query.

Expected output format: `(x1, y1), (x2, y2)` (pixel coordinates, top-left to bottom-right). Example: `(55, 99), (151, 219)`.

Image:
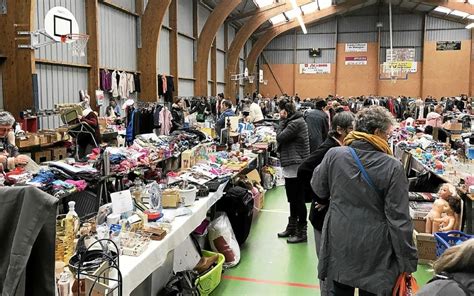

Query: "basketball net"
(61, 33), (89, 57)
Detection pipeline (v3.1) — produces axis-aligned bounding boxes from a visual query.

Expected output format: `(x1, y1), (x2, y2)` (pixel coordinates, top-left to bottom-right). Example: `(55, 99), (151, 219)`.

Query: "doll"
(433, 196), (461, 232)
(425, 183), (458, 233)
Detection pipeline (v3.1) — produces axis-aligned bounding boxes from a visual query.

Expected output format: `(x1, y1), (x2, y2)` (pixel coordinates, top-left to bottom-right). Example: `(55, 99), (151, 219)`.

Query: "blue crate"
(434, 231), (473, 257)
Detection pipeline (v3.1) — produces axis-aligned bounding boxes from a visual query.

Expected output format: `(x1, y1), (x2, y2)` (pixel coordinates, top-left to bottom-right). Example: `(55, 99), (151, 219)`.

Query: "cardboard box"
(246, 169), (261, 184)
(33, 150), (52, 164)
(412, 217), (426, 234)
(181, 149), (194, 169)
(413, 230), (437, 264)
(162, 189), (180, 208)
(16, 133), (39, 148)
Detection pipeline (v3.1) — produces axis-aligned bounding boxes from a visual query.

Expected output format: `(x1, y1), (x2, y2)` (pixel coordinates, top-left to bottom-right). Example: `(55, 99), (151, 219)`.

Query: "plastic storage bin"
(434, 231), (473, 257)
(197, 250), (225, 296)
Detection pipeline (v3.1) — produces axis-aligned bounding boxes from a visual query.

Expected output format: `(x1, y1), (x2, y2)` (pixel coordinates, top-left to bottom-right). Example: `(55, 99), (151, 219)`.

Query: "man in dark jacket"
(311, 106), (417, 295)
(215, 99), (235, 138)
(304, 99), (329, 153)
(297, 112), (354, 296)
(276, 99), (310, 243)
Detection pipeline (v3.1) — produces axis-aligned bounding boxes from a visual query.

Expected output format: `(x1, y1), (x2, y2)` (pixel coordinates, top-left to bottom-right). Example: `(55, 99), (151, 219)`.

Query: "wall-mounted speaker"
(309, 48), (321, 57)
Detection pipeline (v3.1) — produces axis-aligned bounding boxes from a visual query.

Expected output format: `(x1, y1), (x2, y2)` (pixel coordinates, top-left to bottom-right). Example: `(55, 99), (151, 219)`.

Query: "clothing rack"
(100, 67), (140, 74)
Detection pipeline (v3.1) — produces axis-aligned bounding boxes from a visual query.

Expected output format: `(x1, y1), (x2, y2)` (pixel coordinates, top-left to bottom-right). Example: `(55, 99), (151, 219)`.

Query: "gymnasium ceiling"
(200, 0), (474, 37)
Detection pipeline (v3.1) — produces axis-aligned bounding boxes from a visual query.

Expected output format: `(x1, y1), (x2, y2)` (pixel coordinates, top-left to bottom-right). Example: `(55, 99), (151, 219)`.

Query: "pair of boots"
(277, 217), (307, 244)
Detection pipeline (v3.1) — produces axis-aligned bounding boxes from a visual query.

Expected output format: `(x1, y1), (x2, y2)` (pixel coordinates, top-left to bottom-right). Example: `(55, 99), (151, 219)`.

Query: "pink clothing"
(426, 112), (442, 128)
(159, 107), (173, 135)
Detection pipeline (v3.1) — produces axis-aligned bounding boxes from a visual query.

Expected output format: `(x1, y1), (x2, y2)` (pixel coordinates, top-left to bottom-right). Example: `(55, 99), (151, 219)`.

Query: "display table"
(120, 182), (227, 295)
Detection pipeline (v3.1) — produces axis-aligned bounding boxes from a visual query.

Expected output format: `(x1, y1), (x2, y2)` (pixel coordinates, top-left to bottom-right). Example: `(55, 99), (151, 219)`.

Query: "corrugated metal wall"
(217, 25), (225, 50)
(99, 3), (137, 70)
(208, 52), (212, 80)
(158, 28), (171, 74)
(199, 4), (210, 35)
(217, 51), (225, 82)
(35, 0), (87, 65)
(264, 19), (337, 64)
(338, 15), (377, 43)
(178, 0), (193, 36)
(229, 26), (236, 46)
(426, 16), (471, 41)
(110, 0), (135, 13)
(379, 14), (423, 62)
(178, 35), (194, 78)
(179, 80), (194, 96)
(36, 64), (88, 129)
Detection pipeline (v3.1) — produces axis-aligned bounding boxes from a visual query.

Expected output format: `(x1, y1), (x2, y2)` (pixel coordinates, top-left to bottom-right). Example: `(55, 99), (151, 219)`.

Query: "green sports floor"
(211, 186), (433, 296)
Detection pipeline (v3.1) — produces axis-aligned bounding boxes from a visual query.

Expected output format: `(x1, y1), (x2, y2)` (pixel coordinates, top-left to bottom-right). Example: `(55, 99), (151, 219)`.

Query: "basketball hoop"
(61, 33), (89, 57)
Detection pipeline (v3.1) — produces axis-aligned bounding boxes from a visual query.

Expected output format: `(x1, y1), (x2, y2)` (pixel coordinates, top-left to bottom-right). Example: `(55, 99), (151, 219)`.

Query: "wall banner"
(436, 41), (461, 51)
(345, 43), (367, 52)
(345, 56), (367, 65)
(299, 63), (331, 74)
(386, 48), (416, 62)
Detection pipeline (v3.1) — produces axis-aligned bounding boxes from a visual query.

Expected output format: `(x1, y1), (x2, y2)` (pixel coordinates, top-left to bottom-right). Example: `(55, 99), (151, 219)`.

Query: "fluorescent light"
(297, 15), (308, 34)
(466, 23), (474, 29)
(318, 0), (332, 10)
(269, 14), (287, 24)
(301, 2), (318, 14)
(284, 8), (301, 20)
(433, 6), (452, 14)
(254, 0), (274, 8)
(450, 10), (469, 18)
(468, 15), (474, 20)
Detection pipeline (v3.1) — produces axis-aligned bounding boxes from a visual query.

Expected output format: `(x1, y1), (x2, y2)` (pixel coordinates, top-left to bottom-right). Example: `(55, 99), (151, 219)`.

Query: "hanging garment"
(153, 104), (163, 128)
(111, 70), (119, 97)
(159, 107), (173, 136)
(100, 69), (112, 91)
(162, 75), (167, 94)
(119, 72), (128, 98)
(126, 109), (136, 144)
(134, 73), (141, 93)
(164, 76), (175, 103)
(127, 73), (135, 94)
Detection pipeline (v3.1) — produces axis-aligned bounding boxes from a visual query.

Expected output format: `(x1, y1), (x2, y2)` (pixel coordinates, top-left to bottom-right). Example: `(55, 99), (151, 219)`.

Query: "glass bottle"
(57, 268), (71, 296)
(64, 201), (79, 264)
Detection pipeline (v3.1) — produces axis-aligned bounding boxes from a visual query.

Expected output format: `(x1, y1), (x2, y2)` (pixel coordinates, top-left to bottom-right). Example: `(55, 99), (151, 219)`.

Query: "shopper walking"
(297, 112), (354, 296)
(417, 239), (474, 295)
(276, 99), (310, 244)
(304, 99), (329, 153)
(311, 106), (418, 295)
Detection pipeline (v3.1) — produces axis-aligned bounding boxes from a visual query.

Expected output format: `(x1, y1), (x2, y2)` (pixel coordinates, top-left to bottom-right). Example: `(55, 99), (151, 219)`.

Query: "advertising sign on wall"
(345, 43), (367, 52)
(299, 63), (331, 74)
(345, 56), (368, 65)
(386, 48), (416, 62)
(436, 41), (461, 51)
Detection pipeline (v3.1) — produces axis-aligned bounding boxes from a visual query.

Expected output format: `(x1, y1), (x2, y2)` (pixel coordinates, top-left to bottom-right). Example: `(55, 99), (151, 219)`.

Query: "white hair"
(0, 111), (15, 126)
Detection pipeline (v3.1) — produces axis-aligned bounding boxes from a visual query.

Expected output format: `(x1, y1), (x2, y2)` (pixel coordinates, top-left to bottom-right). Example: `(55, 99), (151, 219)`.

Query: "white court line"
(259, 209), (290, 214)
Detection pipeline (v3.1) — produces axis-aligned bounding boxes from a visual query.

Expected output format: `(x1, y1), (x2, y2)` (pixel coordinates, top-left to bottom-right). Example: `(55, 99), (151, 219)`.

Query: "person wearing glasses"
(311, 106), (417, 296)
(0, 111), (29, 172)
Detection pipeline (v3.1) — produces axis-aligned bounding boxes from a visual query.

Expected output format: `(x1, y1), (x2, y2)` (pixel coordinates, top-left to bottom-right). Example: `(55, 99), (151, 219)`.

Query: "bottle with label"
(64, 201), (79, 264)
(57, 268), (71, 296)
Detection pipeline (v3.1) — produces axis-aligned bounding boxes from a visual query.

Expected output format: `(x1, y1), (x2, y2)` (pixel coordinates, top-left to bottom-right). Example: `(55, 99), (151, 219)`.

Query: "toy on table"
(425, 183), (461, 233)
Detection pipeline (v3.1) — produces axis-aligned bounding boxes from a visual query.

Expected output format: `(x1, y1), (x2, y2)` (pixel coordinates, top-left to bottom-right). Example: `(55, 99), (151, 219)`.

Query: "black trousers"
(284, 177), (307, 224)
(331, 281), (376, 296)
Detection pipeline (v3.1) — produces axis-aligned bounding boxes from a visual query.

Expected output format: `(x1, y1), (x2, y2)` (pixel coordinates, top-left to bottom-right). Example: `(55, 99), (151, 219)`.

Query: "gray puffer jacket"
(417, 272), (474, 296)
(276, 112), (310, 167)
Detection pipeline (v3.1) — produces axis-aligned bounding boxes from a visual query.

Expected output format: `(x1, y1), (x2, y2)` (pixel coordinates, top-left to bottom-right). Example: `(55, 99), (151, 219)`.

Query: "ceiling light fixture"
(253, 0), (274, 8)
(450, 10), (469, 18)
(269, 14), (287, 25)
(290, 0), (307, 34)
(466, 23), (474, 29)
(301, 2), (318, 15)
(284, 8), (301, 20)
(468, 15), (474, 20)
(433, 6), (452, 14)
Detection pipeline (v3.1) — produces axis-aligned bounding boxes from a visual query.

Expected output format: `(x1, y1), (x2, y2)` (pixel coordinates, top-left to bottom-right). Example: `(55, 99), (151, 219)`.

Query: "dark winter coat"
(304, 109), (329, 153)
(276, 112), (310, 167)
(311, 140), (418, 295)
(171, 104), (185, 132)
(417, 272), (474, 296)
(297, 136), (339, 228)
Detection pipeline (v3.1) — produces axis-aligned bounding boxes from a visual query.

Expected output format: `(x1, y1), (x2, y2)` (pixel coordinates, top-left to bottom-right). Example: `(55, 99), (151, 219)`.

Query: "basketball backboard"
(44, 6), (79, 43)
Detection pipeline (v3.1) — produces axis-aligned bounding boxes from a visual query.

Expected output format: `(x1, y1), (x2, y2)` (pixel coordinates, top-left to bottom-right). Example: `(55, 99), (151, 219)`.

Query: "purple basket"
(434, 231), (473, 257)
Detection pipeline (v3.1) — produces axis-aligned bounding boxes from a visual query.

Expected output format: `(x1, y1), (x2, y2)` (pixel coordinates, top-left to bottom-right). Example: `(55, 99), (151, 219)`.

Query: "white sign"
(345, 56), (367, 65)
(259, 69), (264, 83)
(111, 190), (134, 214)
(299, 63), (331, 74)
(386, 48), (416, 62)
(345, 43), (367, 52)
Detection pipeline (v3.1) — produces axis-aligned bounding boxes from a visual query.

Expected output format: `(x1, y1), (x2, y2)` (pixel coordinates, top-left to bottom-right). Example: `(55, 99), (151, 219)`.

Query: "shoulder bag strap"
(348, 147), (384, 199)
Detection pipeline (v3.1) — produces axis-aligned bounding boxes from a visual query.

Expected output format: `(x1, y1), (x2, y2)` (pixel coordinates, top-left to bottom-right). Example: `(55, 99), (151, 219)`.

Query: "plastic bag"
(392, 273), (419, 296)
(208, 213), (240, 268)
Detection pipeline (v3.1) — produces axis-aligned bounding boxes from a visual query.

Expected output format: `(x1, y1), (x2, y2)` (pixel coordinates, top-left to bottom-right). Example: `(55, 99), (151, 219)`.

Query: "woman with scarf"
(276, 99), (310, 243)
(311, 106), (417, 296)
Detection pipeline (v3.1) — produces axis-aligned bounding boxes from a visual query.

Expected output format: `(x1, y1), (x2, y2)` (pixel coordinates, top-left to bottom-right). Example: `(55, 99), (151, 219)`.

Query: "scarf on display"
(344, 131), (392, 155)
